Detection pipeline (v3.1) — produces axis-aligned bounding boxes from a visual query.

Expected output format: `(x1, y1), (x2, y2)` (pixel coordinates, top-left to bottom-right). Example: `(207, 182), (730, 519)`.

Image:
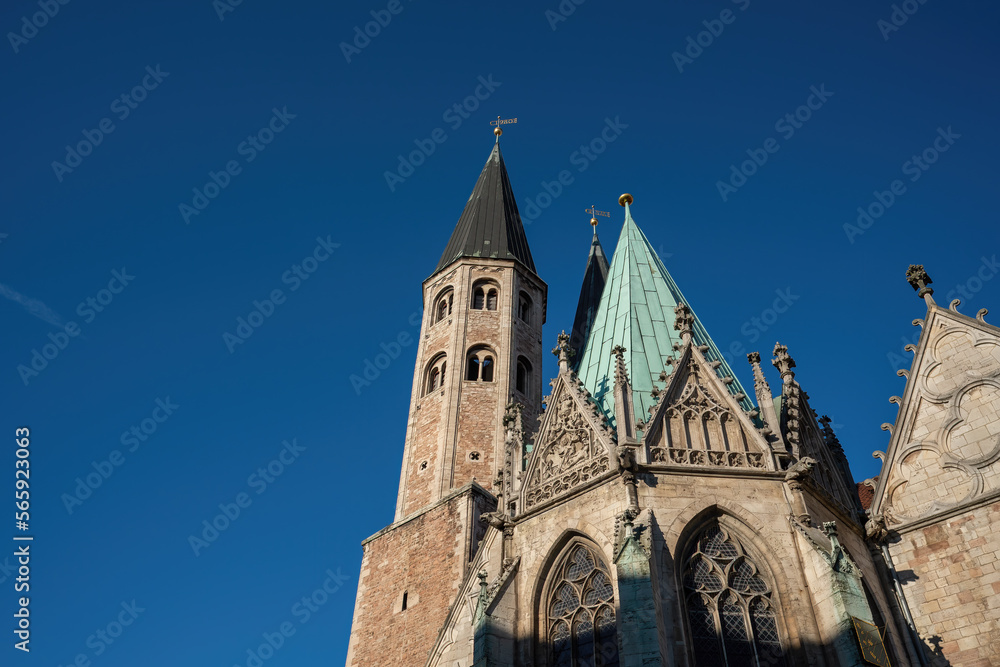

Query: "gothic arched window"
(682, 522), (784, 667)
(471, 280), (499, 311)
(543, 542), (619, 667)
(433, 289), (453, 323)
(466, 347), (495, 382)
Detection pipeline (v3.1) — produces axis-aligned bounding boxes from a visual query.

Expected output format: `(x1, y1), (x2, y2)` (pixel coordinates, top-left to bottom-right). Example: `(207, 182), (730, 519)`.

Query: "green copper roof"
(575, 204), (754, 428)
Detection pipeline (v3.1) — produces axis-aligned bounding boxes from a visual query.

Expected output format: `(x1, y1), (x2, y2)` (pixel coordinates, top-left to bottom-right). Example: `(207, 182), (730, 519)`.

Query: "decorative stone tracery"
(543, 542), (619, 667)
(682, 522), (784, 667)
(522, 384), (611, 510)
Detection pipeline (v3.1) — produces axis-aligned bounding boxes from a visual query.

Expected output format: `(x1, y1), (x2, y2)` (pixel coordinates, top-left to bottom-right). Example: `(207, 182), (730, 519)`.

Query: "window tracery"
(544, 543), (619, 667)
(682, 523), (784, 667)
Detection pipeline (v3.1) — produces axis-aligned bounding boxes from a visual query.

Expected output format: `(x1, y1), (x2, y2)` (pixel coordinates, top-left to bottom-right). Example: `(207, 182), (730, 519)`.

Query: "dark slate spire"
(569, 227), (609, 366)
(434, 143), (536, 274)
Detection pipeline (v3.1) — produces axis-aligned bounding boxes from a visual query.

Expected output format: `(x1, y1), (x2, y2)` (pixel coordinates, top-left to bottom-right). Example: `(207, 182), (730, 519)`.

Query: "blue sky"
(2, 0), (998, 664)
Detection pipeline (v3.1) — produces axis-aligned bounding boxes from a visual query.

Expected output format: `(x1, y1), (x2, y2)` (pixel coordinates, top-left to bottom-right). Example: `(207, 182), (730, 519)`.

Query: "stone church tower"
(346, 139), (1000, 666)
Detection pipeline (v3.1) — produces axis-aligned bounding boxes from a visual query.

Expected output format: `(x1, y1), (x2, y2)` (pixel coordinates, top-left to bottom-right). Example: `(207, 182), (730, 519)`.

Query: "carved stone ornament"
(865, 513), (889, 542)
(784, 457), (817, 488)
(523, 389), (609, 509)
(905, 264), (934, 297)
(673, 303), (694, 337)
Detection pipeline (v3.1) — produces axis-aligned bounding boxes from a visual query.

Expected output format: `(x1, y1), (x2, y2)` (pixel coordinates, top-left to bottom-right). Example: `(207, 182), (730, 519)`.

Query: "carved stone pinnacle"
(772, 343), (796, 381)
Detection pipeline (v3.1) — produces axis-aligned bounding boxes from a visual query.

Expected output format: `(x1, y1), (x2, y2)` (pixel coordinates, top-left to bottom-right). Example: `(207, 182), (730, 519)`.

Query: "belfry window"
(424, 354), (447, 395)
(433, 289), (453, 323)
(466, 347), (495, 382)
(518, 292), (532, 323)
(681, 522), (784, 667)
(516, 357), (532, 395)
(472, 280), (499, 311)
(543, 542), (619, 666)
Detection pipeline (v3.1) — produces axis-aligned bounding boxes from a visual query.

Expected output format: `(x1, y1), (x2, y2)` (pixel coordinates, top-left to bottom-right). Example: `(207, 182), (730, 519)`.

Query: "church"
(345, 130), (1000, 666)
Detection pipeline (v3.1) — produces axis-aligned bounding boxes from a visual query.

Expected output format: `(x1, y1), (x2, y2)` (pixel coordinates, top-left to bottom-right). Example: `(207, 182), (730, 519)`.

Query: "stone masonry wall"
(346, 488), (476, 667)
(888, 500), (1000, 667)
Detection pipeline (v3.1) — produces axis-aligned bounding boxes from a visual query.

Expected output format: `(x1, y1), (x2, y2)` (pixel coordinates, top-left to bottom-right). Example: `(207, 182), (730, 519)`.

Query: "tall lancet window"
(682, 522), (784, 667)
(543, 542), (619, 667)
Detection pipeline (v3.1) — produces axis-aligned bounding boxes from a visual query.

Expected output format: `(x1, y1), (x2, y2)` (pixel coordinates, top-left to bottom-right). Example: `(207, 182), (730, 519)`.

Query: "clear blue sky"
(3, 0), (998, 664)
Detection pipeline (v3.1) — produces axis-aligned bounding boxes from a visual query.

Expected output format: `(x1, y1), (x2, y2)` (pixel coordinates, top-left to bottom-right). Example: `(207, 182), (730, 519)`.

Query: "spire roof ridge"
(434, 143), (535, 275)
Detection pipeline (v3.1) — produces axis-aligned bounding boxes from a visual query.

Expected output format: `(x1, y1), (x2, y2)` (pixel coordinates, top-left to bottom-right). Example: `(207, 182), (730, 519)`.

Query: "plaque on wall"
(851, 616), (891, 667)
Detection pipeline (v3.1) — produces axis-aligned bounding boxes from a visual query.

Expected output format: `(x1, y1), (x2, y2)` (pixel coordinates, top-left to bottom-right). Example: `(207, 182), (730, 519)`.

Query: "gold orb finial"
(590, 217), (599, 226)
(618, 193), (633, 207)
(494, 126), (502, 137)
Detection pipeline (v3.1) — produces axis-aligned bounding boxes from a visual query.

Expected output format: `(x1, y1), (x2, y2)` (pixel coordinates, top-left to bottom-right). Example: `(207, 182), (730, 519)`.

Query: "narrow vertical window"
(487, 289), (498, 311)
(516, 357), (532, 395)
(401, 591), (408, 611)
(519, 292), (533, 323)
(473, 287), (485, 310)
